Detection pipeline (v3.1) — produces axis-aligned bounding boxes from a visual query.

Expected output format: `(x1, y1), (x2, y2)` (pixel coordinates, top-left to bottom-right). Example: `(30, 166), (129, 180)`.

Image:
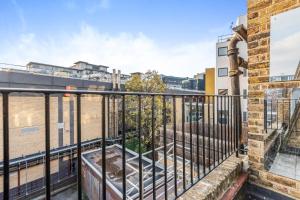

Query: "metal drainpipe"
(228, 25), (247, 151)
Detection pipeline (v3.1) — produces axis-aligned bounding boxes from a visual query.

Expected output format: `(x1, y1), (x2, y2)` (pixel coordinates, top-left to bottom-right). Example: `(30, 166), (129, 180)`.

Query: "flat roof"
(82, 144), (164, 199)
(74, 61), (109, 68)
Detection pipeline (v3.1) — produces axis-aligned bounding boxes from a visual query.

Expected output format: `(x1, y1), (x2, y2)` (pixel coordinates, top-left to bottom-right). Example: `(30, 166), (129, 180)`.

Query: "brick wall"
(248, 0), (300, 198)
(0, 95), (118, 159)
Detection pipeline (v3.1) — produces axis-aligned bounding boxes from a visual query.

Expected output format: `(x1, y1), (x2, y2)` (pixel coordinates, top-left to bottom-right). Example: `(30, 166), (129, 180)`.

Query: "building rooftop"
(82, 144), (165, 199)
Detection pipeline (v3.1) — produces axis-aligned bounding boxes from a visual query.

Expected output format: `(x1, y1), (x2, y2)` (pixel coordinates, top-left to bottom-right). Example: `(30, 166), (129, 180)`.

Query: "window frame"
(218, 47), (228, 56)
(218, 67), (228, 77)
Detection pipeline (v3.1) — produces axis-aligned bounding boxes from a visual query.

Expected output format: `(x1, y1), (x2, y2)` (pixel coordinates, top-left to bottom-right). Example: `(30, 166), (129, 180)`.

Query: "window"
(243, 89), (247, 99)
(218, 47), (228, 56)
(243, 111), (248, 122)
(218, 89), (228, 95)
(218, 68), (228, 77)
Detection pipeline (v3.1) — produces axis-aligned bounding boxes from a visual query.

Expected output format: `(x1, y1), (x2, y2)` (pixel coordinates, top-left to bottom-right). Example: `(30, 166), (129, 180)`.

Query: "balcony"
(264, 97), (300, 181)
(0, 88), (242, 199)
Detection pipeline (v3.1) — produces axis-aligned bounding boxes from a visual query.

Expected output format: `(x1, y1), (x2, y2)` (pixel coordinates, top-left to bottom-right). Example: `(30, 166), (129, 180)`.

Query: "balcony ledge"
(178, 155), (246, 200)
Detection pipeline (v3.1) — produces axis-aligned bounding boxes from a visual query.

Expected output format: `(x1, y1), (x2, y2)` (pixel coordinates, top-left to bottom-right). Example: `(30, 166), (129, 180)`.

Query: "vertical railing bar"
(282, 100), (284, 124)
(107, 96), (110, 139)
(271, 100), (273, 129)
(45, 93), (51, 200)
(173, 96), (178, 197)
(122, 95), (126, 200)
(138, 95), (143, 199)
(102, 95), (107, 200)
(3, 92), (10, 200)
(238, 96), (243, 156)
(189, 96), (193, 185)
(202, 96), (206, 176)
(208, 96), (211, 171)
(230, 96), (233, 153)
(234, 96), (237, 153)
(196, 96), (200, 179)
(217, 96), (220, 164)
(152, 95), (156, 200)
(227, 96), (230, 157)
(288, 99), (291, 128)
(182, 96), (186, 190)
(277, 99), (278, 130)
(76, 94), (82, 200)
(220, 96), (223, 160)
(235, 96), (239, 157)
(224, 96), (227, 157)
(213, 96), (216, 168)
(163, 96), (168, 200)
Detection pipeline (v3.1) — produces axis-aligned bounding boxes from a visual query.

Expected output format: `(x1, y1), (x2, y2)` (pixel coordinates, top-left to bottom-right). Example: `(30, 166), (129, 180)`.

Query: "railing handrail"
(0, 87), (242, 97)
(0, 88), (241, 200)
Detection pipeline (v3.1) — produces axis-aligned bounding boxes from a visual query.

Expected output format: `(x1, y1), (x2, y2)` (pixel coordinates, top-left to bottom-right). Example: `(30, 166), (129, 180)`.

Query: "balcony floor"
(269, 152), (300, 181)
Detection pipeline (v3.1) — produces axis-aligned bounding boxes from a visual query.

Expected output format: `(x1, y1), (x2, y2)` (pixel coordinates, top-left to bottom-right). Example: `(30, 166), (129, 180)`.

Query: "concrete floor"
(269, 153), (300, 180)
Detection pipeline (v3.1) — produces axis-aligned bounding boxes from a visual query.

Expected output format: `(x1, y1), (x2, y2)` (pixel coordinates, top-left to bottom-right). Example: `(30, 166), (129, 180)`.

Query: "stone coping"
(178, 155), (245, 200)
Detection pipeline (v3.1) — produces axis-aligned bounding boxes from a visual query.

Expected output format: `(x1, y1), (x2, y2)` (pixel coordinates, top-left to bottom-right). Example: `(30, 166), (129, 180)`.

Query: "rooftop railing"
(217, 34), (233, 43)
(264, 98), (300, 132)
(0, 88), (242, 200)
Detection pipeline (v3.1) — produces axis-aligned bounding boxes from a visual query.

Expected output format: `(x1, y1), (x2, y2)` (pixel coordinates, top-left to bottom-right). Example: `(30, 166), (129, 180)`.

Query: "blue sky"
(0, 0), (246, 76)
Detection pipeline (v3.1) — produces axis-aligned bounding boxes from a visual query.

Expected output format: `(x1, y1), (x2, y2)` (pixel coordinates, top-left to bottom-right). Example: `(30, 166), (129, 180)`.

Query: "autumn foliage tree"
(124, 71), (167, 152)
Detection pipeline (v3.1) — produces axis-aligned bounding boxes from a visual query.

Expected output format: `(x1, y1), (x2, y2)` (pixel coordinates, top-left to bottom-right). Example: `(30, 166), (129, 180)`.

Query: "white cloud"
(0, 24), (215, 77)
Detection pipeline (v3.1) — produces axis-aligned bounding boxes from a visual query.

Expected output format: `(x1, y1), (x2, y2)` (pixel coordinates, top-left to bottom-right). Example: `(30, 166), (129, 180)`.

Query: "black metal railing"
(264, 98), (300, 132)
(0, 88), (241, 200)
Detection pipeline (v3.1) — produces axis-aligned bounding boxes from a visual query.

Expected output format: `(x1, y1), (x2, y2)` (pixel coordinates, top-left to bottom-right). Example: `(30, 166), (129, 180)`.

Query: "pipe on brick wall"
(228, 24), (247, 148)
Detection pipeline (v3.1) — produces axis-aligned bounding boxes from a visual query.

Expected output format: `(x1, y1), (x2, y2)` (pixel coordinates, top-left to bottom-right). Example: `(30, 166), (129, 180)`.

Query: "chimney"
(112, 69), (116, 90)
(117, 70), (121, 91)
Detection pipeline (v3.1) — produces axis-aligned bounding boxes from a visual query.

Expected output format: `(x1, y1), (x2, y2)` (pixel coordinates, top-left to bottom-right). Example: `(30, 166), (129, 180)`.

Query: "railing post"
(181, 96), (186, 190)
(196, 96), (200, 179)
(122, 95), (126, 200)
(173, 96), (178, 197)
(138, 95), (143, 200)
(235, 96), (239, 157)
(189, 96), (193, 184)
(151, 95), (156, 199)
(208, 96), (211, 171)
(102, 95), (107, 200)
(202, 96), (206, 175)
(163, 96), (168, 200)
(2, 92), (10, 199)
(212, 96), (216, 168)
(76, 94), (82, 200)
(45, 93), (51, 200)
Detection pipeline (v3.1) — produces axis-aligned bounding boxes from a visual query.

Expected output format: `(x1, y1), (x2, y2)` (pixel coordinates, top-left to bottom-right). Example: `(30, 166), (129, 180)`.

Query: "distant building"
(26, 61), (130, 84)
(215, 15), (248, 123)
(161, 74), (205, 91)
(161, 75), (187, 89)
(194, 73), (205, 91)
(205, 68), (215, 96)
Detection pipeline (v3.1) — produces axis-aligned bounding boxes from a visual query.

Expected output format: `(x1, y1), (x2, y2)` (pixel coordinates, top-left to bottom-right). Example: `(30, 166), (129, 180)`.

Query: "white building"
(215, 15), (248, 123)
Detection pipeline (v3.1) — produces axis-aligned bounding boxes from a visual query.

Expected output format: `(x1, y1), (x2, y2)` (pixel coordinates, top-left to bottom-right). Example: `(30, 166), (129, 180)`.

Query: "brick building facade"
(248, 0), (300, 198)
